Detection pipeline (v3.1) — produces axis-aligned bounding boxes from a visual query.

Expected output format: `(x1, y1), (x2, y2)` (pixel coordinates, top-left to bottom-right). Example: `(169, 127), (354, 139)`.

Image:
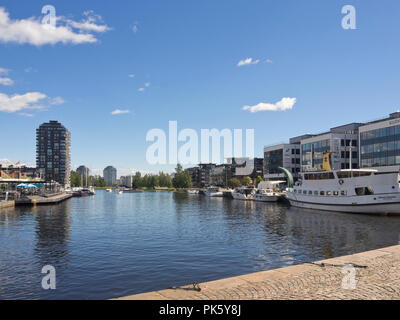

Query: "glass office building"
(359, 112), (400, 168)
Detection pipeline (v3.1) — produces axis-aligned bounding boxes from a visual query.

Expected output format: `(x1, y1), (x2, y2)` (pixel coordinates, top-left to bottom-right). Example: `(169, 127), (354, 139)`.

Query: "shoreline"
(116, 244), (400, 300)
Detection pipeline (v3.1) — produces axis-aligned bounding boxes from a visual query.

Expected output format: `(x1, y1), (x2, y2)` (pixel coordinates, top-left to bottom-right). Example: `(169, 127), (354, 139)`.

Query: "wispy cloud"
(0, 67), (10, 75)
(132, 25), (138, 33)
(144, 82), (150, 87)
(243, 97), (297, 113)
(49, 96), (65, 105)
(237, 58), (260, 67)
(0, 92), (47, 113)
(111, 109), (131, 115)
(18, 112), (34, 117)
(237, 57), (272, 67)
(138, 87), (145, 92)
(0, 7), (110, 46)
(0, 77), (14, 86)
(128, 74), (135, 78)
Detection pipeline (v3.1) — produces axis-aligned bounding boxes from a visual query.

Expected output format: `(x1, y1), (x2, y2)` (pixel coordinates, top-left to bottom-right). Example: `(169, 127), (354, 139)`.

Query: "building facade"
(301, 123), (361, 171)
(36, 121), (71, 187)
(359, 112), (400, 170)
(76, 165), (90, 187)
(103, 166), (117, 186)
(120, 175), (133, 188)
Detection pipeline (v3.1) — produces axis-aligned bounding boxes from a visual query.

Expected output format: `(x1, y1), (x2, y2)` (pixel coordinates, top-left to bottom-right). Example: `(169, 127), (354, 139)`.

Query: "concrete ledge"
(0, 200), (14, 209)
(115, 244), (400, 300)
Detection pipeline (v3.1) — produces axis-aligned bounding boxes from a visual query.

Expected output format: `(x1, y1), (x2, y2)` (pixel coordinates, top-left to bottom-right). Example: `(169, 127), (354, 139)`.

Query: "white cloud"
(132, 25), (138, 33)
(243, 97), (297, 113)
(237, 58), (260, 67)
(128, 74), (135, 78)
(265, 59), (273, 63)
(0, 77), (14, 86)
(111, 109), (131, 115)
(0, 67), (9, 75)
(144, 82), (150, 87)
(0, 92), (47, 113)
(18, 112), (34, 117)
(50, 96), (65, 105)
(138, 87), (145, 92)
(0, 7), (110, 46)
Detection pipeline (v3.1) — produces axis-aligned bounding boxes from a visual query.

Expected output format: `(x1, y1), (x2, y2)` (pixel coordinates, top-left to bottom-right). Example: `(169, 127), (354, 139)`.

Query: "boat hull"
(253, 195), (279, 202)
(287, 198), (400, 215)
(232, 192), (251, 200)
(205, 192), (223, 197)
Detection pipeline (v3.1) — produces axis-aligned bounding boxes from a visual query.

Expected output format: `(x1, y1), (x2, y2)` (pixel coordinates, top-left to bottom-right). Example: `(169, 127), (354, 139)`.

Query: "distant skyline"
(1, 1), (400, 175)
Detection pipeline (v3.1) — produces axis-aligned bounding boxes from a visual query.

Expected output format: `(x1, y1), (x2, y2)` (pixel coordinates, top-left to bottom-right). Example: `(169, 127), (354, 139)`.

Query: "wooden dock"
(15, 193), (73, 206)
(116, 245), (400, 300)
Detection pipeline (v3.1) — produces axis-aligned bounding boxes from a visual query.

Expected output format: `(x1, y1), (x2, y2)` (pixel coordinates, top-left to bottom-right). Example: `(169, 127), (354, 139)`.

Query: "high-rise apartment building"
(103, 166), (117, 186)
(36, 121), (71, 187)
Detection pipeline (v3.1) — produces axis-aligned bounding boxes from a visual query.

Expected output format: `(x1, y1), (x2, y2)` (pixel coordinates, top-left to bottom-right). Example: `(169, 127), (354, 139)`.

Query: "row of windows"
(361, 156), (400, 167)
(294, 187), (374, 196)
(294, 189), (348, 196)
(360, 126), (400, 141)
(361, 141), (400, 154)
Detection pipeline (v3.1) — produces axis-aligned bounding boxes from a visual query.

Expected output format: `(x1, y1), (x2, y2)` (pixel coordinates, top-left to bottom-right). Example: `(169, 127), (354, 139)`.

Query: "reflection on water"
(1, 191), (400, 299)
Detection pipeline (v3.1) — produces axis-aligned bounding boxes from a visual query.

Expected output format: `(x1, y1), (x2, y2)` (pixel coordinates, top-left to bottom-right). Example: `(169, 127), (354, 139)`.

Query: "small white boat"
(106, 189), (113, 193)
(232, 187), (255, 200)
(204, 187), (223, 197)
(187, 189), (199, 195)
(253, 189), (279, 202)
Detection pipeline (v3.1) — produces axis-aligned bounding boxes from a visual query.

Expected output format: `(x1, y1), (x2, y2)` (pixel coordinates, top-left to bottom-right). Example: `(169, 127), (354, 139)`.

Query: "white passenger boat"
(286, 168), (400, 215)
(232, 187), (255, 200)
(204, 187), (223, 197)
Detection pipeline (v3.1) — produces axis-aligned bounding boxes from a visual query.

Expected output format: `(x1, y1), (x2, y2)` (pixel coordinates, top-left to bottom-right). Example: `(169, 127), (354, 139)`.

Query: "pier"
(15, 193), (73, 206)
(116, 245), (400, 300)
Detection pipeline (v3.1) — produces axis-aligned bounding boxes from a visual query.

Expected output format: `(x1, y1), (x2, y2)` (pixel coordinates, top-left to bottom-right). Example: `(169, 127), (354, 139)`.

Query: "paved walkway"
(117, 245), (400, 300)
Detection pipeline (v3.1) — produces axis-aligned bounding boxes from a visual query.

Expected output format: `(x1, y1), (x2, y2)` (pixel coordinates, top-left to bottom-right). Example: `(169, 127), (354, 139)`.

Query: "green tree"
(70, 171), (81, 187)
(256, 176), (263, 186)
(241, 176), (252, 186)
(228, 178), (241, 188)
(132, 172), (142, 189)
(172, 164), (192, 189)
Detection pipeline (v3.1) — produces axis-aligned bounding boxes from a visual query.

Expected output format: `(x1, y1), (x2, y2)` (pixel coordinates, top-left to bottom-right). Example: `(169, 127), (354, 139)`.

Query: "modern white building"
(301, 123), (362, 171)
(264, 135), (310, 181)
(359, 111), (400, 172)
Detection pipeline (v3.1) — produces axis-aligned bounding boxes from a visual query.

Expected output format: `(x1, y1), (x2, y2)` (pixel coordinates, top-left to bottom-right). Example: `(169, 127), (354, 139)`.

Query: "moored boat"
(232, 187), (255, 200)
(285, 167), (400, 215)
(204, 187), (223, 197)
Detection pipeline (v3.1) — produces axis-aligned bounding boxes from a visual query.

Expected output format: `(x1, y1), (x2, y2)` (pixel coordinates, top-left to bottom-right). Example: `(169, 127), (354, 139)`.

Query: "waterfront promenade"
(117, 245), (400, 300)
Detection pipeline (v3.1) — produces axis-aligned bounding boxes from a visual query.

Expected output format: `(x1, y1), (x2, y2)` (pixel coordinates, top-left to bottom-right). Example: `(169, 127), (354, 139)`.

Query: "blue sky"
(1, 0), (400, 176)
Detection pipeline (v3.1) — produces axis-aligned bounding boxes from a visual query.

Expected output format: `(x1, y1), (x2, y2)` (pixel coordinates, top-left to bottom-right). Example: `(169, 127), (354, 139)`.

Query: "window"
(355, 187), (374, 196)
(320, 191), (325, 196)
(341, 190), (347, 196)
(303, 190), (307, 195)
(333, 191), (339, 196)
(308, 191), (313, 195)
(327, 191), (332, 196)
(314, 191), (319, 196)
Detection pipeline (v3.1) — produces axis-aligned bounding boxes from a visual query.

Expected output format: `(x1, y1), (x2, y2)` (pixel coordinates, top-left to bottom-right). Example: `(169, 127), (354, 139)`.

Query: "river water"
(1, 190), (400, 299)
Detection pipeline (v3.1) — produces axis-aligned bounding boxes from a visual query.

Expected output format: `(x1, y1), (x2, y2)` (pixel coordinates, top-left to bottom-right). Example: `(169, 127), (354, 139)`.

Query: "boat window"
(320, 191), (325, 196)
(326, 191), (332, 196)
(333, 191), (339, 196)
(314, 191), (318, 196)
(341, 190), (347, 196)
(355, 187), (374, 196)
(337, 171), (351, 179)
(303, 190), (307, 195)
(353, 171), (372, 177)
(308, 191), (313, 195)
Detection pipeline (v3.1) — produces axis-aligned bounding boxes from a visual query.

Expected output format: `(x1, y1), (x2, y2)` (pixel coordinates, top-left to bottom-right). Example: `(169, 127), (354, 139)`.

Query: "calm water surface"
(1, 190), (400, 299)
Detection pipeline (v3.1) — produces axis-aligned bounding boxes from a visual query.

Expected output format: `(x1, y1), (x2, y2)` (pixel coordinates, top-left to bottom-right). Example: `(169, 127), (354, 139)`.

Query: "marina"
(1, 190), (400, 300)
